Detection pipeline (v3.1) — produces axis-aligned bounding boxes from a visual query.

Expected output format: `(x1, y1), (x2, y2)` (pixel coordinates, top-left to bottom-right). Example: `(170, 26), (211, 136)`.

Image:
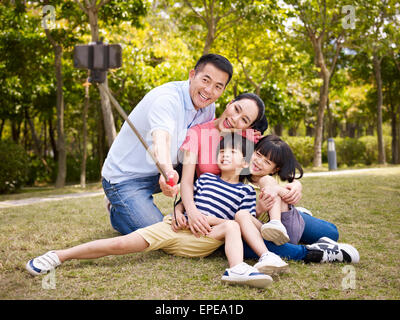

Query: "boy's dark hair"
(217, 132), (254, 181)
(195, 54), (233, 85)
(232, 93), (268, 134)
(255, 135), (303, 182)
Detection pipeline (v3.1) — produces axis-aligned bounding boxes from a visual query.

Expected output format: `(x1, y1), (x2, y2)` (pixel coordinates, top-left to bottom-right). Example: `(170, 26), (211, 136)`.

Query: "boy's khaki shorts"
(134, 215), (224, 258)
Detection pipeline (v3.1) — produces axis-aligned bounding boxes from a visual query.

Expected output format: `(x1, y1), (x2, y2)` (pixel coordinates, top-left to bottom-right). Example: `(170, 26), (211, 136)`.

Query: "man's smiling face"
(188, 63), (229, 110)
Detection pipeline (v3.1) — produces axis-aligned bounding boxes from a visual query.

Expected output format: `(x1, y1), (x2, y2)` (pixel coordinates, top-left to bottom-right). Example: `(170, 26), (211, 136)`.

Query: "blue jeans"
(102, 176), (164, 235)
(243, 211), (339, 261)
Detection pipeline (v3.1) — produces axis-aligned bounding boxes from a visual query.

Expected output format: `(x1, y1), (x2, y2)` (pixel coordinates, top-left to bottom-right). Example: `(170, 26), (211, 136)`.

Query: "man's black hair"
(194, 53), (233, 85)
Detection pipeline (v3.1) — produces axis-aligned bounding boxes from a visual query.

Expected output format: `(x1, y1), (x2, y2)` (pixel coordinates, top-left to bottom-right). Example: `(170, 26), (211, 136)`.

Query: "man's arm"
(152, 129), (179, 196)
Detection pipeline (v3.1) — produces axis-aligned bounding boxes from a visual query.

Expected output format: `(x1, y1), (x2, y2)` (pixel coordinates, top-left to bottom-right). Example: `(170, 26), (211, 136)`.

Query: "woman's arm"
(281, 179), (302, 205)
(180, 150), (212, 237)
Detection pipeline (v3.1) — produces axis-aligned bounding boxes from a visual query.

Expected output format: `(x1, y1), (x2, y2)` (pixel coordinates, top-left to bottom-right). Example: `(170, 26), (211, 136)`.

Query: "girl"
(247, 134), (305, 245)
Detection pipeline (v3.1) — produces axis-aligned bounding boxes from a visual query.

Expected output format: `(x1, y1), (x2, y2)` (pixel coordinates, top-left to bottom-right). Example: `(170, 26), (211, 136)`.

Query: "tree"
(165, 0), (253, 55)
(350, 0), (398, 164)
(286, 0), (348, 167)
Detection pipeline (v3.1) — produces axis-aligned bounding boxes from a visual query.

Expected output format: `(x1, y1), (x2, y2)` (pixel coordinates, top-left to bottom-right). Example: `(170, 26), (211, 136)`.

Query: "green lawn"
(1, 167), (399, 300)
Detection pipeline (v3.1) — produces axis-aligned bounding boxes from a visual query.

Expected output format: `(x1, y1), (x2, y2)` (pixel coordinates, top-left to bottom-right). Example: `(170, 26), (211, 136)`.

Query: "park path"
(0, 167), (394, 209)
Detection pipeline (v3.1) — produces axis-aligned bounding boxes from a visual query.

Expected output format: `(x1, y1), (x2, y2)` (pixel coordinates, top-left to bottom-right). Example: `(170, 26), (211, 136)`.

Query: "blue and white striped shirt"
(193, 173), (256, 220)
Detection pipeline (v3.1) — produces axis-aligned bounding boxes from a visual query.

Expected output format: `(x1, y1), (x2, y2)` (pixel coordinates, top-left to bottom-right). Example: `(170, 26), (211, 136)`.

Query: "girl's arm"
(180, 150), (212, 237)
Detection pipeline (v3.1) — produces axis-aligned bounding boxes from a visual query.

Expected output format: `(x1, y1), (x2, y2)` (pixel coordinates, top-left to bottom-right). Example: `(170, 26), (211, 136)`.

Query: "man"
(101, 54), (233, 235)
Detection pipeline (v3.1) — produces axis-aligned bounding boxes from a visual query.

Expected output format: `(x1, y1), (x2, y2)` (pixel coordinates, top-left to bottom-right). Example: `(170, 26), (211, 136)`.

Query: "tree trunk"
(54, 45), (67, 188)
(392, 108), (398, 164)
(203, 21), (215, 55)
(372, 53), (386, 164)
(80, 82), (90, 187)
(313, 73), (329, 167)
(88, 7), (116, 148)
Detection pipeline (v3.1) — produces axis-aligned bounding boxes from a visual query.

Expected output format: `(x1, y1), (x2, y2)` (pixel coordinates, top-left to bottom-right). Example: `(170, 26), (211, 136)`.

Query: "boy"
(26, 133), (288, 288)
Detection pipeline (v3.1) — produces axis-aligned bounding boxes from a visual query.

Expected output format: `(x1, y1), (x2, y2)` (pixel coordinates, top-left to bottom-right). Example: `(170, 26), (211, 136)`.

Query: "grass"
(0, 166), (399, 300)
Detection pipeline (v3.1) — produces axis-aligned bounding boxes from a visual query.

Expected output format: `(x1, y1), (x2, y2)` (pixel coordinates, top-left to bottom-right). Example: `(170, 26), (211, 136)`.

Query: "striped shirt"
(193, 173), (256, 220)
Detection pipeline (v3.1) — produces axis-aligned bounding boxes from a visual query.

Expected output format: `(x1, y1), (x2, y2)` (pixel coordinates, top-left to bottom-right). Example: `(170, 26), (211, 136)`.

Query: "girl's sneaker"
(261, 220), (290, 245)
(254, 251), (289, 275)
(221, 262), (273, 288)
(26, 251), (61, 276)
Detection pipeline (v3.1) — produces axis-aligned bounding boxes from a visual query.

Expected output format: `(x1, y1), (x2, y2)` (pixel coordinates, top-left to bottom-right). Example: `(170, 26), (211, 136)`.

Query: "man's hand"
(281, 180), (302, 205)
(171, 203), (188, 232)
(159, 170), (179, 197)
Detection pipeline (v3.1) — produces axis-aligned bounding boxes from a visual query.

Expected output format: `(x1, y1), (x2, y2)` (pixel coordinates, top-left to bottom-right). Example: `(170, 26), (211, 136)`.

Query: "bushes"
(284, 135), (392, 168)
(0, 140), (30, 193)
(284, 136), (314, 167)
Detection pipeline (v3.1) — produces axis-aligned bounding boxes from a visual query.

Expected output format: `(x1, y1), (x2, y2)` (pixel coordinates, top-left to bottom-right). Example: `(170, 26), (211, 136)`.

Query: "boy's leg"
(102, 176), (164, 235)
(209, 221), (273, 288)
(208, 220), (243, 267)
(56, 232), (149, 263)
(235, 210), (268, 257)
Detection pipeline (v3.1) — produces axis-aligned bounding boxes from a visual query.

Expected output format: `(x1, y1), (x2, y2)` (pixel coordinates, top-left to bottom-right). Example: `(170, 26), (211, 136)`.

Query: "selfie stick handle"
(98, 83), (175, 186)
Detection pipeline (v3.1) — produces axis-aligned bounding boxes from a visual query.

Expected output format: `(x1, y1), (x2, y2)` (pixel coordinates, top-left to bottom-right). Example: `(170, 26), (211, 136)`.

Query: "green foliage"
(0, 140), (30, 193)
(284, 135), (315, 168)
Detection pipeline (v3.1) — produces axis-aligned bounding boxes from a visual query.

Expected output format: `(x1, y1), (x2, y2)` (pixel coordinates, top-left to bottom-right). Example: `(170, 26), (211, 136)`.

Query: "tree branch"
(74, 0), (88, 15)
(184, 0), (207, 24)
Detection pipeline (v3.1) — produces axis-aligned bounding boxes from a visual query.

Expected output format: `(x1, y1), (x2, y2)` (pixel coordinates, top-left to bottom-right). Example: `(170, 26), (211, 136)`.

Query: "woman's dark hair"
(233, 93), (268, 134)
(254, 134), (303, 182)
(195, 53), (233, 85)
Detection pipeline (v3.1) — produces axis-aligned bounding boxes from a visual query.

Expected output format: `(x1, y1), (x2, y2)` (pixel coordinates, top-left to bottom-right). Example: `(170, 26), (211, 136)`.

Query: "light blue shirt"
(102, 80), (216, 183)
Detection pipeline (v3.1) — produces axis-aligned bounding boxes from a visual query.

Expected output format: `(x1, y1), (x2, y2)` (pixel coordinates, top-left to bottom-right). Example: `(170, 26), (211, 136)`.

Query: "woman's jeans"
(243, 211), (339, 261)
(102, 176), (165, 235)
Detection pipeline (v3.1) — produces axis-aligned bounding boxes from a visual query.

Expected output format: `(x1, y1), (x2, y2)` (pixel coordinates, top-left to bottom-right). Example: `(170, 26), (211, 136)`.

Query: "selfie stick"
(97, 83), (175, 187)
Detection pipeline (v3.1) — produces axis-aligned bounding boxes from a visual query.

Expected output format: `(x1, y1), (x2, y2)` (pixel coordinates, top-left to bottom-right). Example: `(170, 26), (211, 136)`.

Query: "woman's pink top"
(180, 120), (221, 177)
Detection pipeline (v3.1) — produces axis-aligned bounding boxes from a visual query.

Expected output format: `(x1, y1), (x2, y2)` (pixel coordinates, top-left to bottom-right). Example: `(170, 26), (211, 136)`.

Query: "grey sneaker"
(305, 237), (360, 263)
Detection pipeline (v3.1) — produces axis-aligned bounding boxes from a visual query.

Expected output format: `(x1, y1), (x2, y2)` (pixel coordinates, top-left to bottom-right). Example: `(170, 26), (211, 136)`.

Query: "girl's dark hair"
(255, 135), (303, 182)
(233, 93), (268, 134)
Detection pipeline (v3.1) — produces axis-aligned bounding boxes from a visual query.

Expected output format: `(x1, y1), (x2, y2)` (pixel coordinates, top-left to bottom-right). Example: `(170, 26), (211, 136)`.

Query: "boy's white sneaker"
(254, 251), (289, 275)
(26, 251), (61, 276)
(261, 220), (290, 245)
(221, 262), (273, 288)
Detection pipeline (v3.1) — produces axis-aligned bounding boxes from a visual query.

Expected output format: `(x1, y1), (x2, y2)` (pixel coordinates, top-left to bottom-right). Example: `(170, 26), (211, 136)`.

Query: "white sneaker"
(261, 220), (290, 245)
(254, 252), (289, 275)
(26, 251), (61, 276)
(221, 262), (273, 288)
